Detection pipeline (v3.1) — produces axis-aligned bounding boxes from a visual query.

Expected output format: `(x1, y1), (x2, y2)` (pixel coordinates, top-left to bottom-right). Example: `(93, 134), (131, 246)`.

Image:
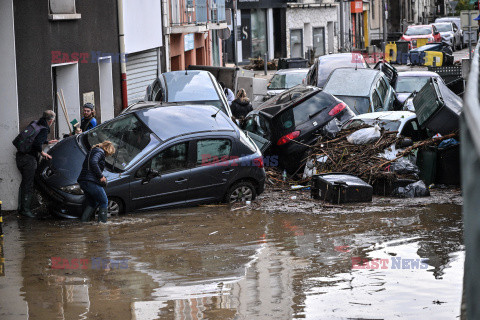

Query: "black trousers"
(16, 152), (37, 196)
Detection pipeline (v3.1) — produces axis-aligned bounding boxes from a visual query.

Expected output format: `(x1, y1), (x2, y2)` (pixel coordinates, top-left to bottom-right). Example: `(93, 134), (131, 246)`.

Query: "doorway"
(52, 63), (80, 138)
(98, 57), (114, 123)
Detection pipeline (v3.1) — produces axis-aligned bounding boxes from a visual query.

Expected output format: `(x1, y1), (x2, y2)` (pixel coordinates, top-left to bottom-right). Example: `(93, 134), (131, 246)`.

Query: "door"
(98, 57), (114, 123)
(130, 142), (190, 210)
(187, 138), (237, 204)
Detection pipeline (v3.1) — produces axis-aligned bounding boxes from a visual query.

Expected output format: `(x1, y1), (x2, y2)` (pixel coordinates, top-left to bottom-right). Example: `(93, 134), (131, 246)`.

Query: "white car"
(431, 22), (462, 51)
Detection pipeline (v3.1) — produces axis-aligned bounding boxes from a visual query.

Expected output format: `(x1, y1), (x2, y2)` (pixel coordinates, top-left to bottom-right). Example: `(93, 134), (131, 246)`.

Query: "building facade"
(0, 0), (123, 210)
(166, 0), (228, 70)
(286, 0), (339, 57)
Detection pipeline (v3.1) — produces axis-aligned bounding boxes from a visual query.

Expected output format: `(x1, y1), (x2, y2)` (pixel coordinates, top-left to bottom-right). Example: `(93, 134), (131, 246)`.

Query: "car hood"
(440, 32), (453, 37)
(41, 135), (86, 187)
(402, 35), (431, 40)
(396, 92), (411, 104)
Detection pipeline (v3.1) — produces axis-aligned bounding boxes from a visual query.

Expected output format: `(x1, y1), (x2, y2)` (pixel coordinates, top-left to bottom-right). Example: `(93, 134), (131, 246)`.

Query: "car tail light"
(328, 102), (346, 116)
(253, 156), (264, 168)
(277, 131), (300, 146)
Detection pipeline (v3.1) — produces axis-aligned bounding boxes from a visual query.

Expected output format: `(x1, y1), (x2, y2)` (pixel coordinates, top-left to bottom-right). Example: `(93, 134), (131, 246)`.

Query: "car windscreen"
(277, 91), (336, 130)
(268, 72), (307, 90)
(163, 72), (220, 102)
(335, 95), (370, 115)
(85, 113), (160, 171)
(405, 27), (431, 36)
(317, 58), (366, 87)
(434, 24), (452, 32)
(343, 118), (401, 132)
(395, 76), (431, 93)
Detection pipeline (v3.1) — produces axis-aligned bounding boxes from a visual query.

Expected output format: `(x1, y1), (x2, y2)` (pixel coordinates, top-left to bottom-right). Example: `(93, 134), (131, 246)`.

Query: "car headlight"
(60, 184), (84, 195)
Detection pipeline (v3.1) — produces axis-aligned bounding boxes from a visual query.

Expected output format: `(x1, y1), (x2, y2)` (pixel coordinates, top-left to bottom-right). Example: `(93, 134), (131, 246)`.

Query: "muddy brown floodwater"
(0, 188), (463, 320)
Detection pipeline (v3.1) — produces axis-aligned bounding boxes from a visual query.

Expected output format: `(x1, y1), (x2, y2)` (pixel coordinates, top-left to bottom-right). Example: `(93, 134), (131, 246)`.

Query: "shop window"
(49, 0), (81, 20)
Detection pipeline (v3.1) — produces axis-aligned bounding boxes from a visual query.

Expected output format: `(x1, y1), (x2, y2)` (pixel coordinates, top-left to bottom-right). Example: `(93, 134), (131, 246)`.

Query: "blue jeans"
(78, 181), (108, 209)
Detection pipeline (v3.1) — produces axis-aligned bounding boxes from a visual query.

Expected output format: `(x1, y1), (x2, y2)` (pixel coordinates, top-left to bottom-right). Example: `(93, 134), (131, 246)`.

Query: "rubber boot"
(20, 193), (35, 218)
(97, 208), (108, 223)
(80, 206), (95, 222)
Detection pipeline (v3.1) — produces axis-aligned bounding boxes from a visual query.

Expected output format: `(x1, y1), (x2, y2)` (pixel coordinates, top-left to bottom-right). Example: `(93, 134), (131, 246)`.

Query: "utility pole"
(340, 0), (344, 52)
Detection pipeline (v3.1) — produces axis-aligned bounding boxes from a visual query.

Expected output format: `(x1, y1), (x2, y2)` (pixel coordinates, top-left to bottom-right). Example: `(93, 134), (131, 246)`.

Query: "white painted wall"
(123, 0), (163, 54)
(98, 57), (115, 123)
(0, 0), (20, 210)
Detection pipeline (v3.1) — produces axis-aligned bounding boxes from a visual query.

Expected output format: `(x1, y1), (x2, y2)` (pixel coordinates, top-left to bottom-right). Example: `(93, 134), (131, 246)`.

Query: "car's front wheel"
(108, 197), (124, 215)
(225, 181), (256, 203)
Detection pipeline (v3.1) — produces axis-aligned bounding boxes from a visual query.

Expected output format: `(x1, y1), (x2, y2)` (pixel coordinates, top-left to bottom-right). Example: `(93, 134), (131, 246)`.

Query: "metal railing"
(170, 0), (226, 26)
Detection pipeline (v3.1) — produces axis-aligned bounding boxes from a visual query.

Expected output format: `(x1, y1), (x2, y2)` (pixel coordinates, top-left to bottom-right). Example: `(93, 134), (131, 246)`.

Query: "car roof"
(352, 111), (416, 123)
(134, 104), (236, 141)
(274, 68), (309, 75)
(432, 22), (451, 25)
(397, 71), (441, 78)
(257, 85), (321, 117)
(317, 53), (363, 62)
(323, 68), (380, 97)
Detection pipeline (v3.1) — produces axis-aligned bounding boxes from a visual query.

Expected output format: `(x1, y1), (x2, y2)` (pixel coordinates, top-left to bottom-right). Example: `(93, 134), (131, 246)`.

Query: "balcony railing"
(170, 0), (226, 26)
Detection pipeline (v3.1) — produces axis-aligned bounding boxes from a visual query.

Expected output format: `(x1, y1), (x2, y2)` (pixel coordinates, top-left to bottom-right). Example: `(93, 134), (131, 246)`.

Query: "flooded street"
(0, 189), (463, 319)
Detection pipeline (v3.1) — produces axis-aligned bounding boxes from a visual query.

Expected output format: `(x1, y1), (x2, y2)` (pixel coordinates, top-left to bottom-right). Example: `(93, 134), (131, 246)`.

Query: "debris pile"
(304, 128), (458, 186)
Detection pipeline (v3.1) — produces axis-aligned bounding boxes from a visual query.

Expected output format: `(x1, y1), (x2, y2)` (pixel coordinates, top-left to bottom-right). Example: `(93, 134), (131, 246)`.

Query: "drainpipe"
(117, 0), (128, 109)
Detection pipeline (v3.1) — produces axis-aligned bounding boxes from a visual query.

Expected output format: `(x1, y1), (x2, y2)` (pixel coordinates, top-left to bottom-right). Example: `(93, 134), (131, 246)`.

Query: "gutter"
(117, 0), (128, 109)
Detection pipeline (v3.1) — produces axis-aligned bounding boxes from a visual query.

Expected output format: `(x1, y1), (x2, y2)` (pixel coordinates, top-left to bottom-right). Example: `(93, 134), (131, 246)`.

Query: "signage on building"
(351, 0), (363, 13)
(184, 33), (194, 51)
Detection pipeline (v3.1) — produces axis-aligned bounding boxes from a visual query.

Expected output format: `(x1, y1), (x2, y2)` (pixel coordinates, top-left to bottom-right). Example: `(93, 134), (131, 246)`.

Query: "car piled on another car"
(242, 85), (355, 174)
(322, 67), (397, 115)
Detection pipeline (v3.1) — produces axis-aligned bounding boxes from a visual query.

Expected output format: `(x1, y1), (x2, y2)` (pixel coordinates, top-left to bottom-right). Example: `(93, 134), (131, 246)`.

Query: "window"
(86, 114), (159, 171)
(244, 115), (271, 139)
(136, 143), (188, 178)
(313, 28), (326, 57)
(372, 91), (383, 111)
(197, 139), (232, 165)
(49, 0), (81, 20)
(376, 77), (388, 101)
(278, 92), (335, 129)
(290, 29), (303, 58)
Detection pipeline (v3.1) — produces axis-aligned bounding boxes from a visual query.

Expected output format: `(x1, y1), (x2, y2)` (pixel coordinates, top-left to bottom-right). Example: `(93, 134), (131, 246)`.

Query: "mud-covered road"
(0, 188), (463, 319)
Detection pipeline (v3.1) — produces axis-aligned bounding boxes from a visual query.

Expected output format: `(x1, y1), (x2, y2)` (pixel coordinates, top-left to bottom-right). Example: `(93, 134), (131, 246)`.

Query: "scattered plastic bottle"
(282, 170), (287, 182)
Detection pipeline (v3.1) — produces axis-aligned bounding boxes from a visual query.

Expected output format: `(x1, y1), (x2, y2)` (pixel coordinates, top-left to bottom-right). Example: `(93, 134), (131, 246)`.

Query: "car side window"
(377, 77), (388, 101)
(244, 115), (271, 139)
(196, 139), (232, 165)
(135, 142), (188, 178)
(372, 91), (383, 112)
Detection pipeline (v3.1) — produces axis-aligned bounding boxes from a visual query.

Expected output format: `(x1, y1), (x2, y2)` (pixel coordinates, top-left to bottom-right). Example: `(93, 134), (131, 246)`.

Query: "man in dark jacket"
(16, 110), (57, 218)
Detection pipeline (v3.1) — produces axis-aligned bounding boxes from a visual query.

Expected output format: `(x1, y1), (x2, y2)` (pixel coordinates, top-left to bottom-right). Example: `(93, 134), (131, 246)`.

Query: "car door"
(130, 142), (191, 210)
(187, 137), (237, 204)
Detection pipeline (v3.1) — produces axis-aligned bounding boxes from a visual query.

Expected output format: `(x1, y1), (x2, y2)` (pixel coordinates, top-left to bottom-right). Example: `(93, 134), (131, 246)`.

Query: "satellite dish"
(218, 27), (231, 40)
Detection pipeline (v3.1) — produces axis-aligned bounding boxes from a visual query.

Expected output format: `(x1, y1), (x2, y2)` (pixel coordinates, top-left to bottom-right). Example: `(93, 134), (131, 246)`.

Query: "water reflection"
(0, 203), (464, 319)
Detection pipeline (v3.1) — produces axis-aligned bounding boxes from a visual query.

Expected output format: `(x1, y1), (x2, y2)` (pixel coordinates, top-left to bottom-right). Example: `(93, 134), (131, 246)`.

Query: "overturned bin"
(413, 77), (462, 135)
(311, 174), (373, 204)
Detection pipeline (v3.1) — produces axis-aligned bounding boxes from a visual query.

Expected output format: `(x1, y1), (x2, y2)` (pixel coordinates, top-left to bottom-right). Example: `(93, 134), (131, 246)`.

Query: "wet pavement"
(0, 188), (463, 319)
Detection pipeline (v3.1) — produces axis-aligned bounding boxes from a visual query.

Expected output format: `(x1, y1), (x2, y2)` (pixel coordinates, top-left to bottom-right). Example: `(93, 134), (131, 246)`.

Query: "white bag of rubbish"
(347, 125), (381, 145)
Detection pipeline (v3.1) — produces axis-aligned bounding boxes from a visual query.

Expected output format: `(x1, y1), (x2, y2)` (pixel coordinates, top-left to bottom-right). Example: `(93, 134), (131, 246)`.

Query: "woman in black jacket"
(78, 141), (116, 223)
(230, 88), (253, 121)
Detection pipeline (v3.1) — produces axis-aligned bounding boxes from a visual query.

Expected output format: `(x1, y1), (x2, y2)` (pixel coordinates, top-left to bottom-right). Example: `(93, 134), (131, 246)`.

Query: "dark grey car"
(35, 104), (265, 218)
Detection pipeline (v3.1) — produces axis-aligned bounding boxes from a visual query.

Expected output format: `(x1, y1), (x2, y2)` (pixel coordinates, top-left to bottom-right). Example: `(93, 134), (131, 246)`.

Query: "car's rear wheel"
(225, 181), (256, 203)
(108, 197), (124, 216)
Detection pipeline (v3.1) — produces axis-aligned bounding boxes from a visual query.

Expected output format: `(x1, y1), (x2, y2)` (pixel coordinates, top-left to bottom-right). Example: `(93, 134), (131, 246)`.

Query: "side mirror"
(398, 137), (413, 148)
